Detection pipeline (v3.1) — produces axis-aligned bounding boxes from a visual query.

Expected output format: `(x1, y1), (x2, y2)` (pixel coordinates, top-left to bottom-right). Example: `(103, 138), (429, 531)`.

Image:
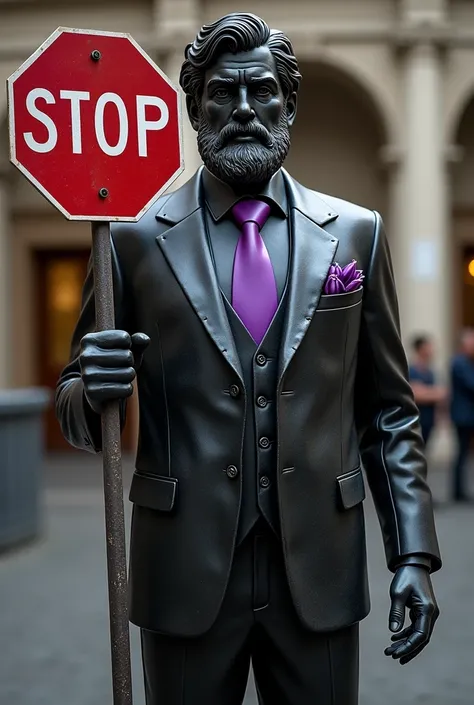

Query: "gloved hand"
(385, 565), (439, 665)
(79, 330), (150, 414)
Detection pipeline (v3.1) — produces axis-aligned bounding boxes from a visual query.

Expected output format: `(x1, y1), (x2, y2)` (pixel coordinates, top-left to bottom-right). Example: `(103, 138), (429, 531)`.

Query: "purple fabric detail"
(231, 199), (278, 344)
(324, 259), (364, 294)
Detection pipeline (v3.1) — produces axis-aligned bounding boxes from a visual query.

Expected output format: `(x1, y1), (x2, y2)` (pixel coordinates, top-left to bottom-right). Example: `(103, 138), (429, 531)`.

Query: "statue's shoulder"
(283, 170), (376, 227)
(109, 193), (169, 248)
(314, 190), (376, 224)
(111, 169), (201, 247)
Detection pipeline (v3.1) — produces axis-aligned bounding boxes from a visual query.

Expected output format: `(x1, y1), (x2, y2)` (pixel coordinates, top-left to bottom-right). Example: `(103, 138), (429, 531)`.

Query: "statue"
(56, 12), (441, 704)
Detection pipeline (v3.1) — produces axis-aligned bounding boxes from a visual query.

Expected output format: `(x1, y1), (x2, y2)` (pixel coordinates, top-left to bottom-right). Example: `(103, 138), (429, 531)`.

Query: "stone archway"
(284, 60), (389, 219)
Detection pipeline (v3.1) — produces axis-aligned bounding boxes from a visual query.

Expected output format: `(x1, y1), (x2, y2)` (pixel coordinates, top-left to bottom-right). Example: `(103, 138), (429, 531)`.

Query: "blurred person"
(450, 327), (474, 501)
(409, 334), (446, 448)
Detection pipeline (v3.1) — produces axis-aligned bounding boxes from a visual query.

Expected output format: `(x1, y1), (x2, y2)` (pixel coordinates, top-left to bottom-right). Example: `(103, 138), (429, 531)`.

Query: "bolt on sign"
(7, 27), (185, 705)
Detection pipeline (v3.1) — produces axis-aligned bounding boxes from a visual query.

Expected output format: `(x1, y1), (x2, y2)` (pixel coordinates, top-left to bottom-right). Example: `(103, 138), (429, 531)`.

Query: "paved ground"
(0, 450), (473, 705)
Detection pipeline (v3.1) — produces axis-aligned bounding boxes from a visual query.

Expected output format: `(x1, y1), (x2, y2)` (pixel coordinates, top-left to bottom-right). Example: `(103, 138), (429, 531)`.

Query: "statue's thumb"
(131, 332), (150, 370)
(389, 597), (405, 633)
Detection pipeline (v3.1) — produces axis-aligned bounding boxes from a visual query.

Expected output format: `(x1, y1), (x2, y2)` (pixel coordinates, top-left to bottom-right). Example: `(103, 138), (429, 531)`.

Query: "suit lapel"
(154, 167), (340, 386)
(155, 168), (243, 382)
(277, 170), (340, 385)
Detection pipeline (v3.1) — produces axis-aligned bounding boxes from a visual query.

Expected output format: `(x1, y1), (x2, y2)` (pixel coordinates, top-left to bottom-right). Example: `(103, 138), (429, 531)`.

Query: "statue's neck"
(203, 164), (272, 197)
(229, 178), (270, 197)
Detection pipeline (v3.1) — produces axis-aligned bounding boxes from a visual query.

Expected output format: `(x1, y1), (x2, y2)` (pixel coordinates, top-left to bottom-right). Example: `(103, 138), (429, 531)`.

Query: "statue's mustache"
(196, 109), (290, 188)
(216, 121), (274, 149)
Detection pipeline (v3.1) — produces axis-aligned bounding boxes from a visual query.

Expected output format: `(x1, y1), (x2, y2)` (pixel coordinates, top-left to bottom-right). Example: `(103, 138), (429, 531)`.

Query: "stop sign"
(7, 27), (184, 221)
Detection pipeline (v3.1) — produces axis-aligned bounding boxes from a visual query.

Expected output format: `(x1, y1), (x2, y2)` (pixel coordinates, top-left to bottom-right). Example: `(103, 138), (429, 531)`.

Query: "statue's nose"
(232, 87), (255, 123)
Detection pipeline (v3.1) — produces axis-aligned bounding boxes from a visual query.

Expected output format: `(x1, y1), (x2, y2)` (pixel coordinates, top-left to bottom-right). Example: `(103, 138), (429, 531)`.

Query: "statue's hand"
(79, 330), (150, 414)
(384, 566), (439, 665)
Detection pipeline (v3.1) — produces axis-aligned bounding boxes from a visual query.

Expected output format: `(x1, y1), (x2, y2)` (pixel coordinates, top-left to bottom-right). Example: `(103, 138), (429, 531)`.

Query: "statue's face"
(191, 45), (296, 190)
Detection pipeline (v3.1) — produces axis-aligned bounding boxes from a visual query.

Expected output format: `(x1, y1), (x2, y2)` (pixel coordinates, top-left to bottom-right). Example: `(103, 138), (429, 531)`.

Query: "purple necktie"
(231, 199), (278, 344)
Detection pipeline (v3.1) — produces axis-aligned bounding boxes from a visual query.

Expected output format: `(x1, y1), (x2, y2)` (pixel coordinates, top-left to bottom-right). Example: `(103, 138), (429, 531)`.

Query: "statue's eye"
(256, 86), (272, 97)
(214, 88), (230, 99)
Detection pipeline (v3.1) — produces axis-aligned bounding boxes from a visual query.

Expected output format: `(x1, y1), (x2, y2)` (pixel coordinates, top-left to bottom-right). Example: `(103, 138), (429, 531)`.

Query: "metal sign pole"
(91, 221), (133, 705)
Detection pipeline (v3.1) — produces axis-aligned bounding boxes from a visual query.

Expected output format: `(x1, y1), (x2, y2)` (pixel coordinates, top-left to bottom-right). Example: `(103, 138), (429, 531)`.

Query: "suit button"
(256, 354), (267, 366)
(260, 475), (270, 488)
(259, 437), (270, 449)
(229, 384), (240, 398)
(257, 395), (268, 408)
(226, 465), (239, 479)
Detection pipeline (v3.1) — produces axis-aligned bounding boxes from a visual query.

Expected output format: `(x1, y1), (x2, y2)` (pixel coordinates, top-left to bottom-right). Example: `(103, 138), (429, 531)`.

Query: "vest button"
(256, 354), (267, 366)
(226, 465), (239, 479)
(229, 384), (240, 398)
(259, 437), (270, 449)
(257, 395), (268, 408)
(259, 475), (270, 488)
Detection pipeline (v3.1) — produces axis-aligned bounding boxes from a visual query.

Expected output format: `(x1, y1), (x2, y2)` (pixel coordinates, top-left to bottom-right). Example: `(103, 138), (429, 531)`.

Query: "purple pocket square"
(323, 260), (364, 295)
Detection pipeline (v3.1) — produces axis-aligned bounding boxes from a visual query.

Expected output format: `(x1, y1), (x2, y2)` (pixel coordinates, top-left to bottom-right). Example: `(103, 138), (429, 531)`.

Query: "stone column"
(153, 0), (202, 190)
(396, 40), (451, 374)
(0, 169), (11, 388)
(378, 143), (403, 254)
(378, 145), (407, 325)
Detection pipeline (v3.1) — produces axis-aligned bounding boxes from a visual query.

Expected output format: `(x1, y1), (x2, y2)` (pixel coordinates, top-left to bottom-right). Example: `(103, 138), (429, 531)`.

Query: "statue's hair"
(179, 12), (301, 102)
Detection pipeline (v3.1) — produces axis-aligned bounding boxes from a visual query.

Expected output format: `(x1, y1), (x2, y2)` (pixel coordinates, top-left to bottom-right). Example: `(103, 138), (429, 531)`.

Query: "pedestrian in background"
(450, 328), (474, 502)
(409, 334), (446, 448)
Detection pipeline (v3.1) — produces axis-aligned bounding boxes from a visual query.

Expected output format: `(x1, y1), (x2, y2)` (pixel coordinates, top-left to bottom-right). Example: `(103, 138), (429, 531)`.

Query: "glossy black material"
(220, 274), (287, 540)
(140, 520), (359, 704)
(385, 565), (439, 665)
(56, 167), (441, 638)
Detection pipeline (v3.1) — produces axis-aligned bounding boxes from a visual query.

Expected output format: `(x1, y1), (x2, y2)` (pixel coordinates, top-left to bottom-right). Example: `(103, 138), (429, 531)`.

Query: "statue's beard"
(197, 112), (291, 189)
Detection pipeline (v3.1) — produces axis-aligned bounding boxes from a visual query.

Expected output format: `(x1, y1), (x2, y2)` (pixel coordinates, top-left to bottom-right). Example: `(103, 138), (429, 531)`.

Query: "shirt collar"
(202, 167), (288, 222)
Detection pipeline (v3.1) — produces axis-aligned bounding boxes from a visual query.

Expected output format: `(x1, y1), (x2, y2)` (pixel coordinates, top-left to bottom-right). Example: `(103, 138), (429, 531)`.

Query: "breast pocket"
(309, 286), (363, 366)
(317, 286), (363, 312)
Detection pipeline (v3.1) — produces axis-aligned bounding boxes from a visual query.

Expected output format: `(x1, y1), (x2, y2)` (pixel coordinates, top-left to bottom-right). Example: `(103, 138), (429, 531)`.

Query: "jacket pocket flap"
(337, 468), (365, 509)
(129, 471), (178, 512)
(318, 287), (363, 310)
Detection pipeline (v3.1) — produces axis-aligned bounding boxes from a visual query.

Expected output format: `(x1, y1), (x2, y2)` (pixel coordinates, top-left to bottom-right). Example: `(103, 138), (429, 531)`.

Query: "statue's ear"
(186, 94), (200, 131)
(286, 91), (298, 127)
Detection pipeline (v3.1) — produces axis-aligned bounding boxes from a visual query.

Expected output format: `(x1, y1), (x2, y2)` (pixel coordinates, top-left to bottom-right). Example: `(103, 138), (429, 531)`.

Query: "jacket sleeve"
(55, 234), (130, 453)
(354, 212), (441, 573)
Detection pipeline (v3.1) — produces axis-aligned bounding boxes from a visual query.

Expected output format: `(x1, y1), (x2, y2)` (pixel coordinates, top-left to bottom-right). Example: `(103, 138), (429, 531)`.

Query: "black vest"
(222, 278), (289, 543)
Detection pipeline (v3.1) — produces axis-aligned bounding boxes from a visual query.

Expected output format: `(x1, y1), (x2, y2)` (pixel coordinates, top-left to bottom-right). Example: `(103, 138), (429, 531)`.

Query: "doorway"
(33, 248), (136, 452)
(461, 245), (474, 328)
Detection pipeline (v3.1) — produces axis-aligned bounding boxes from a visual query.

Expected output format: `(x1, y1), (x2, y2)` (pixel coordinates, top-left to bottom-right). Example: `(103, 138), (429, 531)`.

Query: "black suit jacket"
(56, 167), (441, 637)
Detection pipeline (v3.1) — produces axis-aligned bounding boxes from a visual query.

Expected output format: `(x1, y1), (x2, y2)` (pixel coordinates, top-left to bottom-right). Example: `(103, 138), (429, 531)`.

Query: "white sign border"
(7, 26), (185, 222)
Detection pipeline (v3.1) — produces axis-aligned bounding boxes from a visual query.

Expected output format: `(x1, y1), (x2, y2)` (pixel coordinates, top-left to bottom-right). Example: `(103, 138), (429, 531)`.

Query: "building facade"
(1, 0), (474, 449)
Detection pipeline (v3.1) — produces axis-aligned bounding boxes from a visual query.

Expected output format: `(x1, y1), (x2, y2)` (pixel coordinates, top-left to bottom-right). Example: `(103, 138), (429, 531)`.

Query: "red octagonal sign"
(7, 28), (184, 221)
